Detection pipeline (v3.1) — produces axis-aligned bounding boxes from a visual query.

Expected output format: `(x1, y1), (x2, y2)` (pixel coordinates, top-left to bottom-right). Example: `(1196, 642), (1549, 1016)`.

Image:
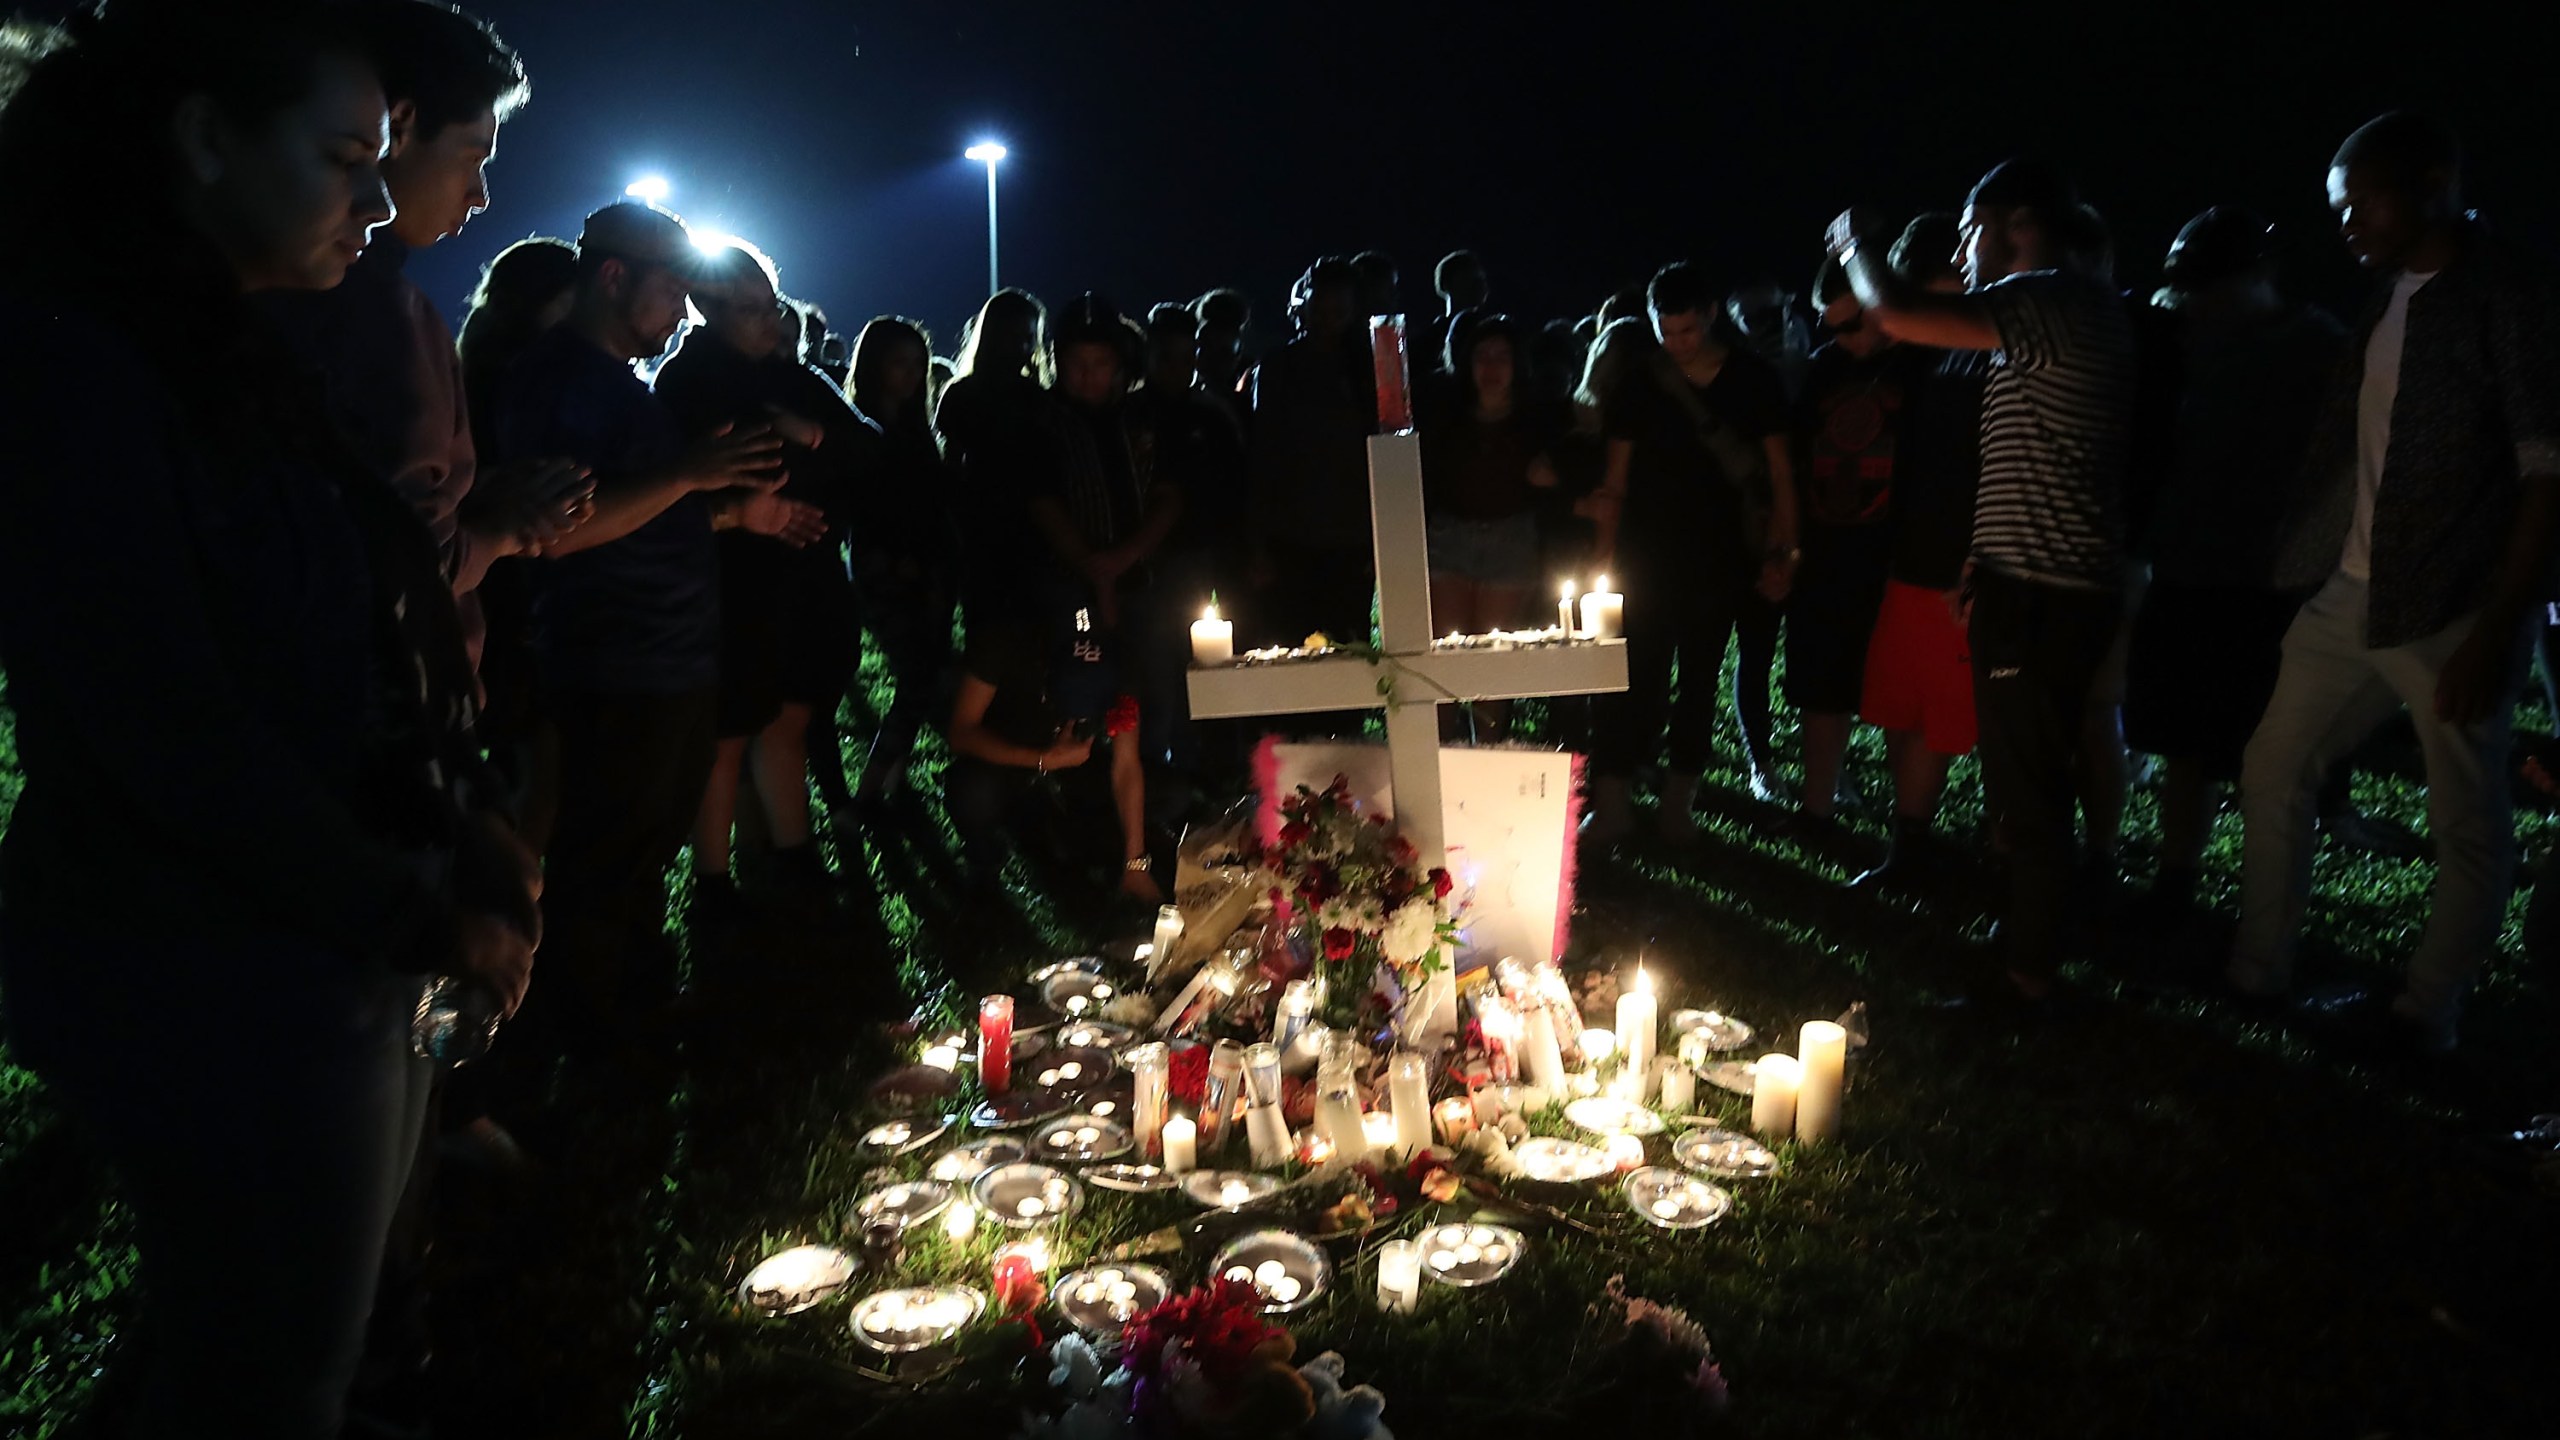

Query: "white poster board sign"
(1256, 738), (1586, 971)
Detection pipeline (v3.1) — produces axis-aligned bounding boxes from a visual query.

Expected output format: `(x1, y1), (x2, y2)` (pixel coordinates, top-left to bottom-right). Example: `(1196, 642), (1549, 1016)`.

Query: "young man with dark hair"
(1828, 158), (2138, 1003)
(1249, 257), (1378, 656)
(2230, 114), (2560, 1056)
(487, 202), (793, 1062)
(1586, 261), (1799, 842)
(263, 0), (583, 664)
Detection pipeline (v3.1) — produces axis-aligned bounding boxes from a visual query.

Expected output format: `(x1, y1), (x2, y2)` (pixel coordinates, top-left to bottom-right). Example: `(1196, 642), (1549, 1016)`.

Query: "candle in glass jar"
(1579, 576), (1625, 640)
(1616, 965), (1657, 1080)
(1161, 1116), (1197, 1175)
(1389, 1053), (1434, 1158)
(1558, 579), (1579, 636)
(1434, 1096), (1479, 1144)
(1370, 314), (1413, 434)
(1376, 1238), (1422, 1314)
(1190, 603), (1234, 666)
(978, 995), (1015, 1094)
(1795, 1020), (1847, 1143)
(1125, 1042), (1170, 1157)
(1201, 1041), (1245, 1154)
(1522, 1005), (1567, 1093)
(1361, 1110), (1400, 1156)
(1478, 996), (1520, 1083)
(1246, 1102), (1293, 1169)
(1752, 1053), (1801, 1139)
(1274, 980), (1316, 1049)
(1148, 905), (1185, 973)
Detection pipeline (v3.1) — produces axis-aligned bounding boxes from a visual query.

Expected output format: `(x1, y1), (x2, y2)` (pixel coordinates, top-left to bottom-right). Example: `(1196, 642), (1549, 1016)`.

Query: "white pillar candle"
(1795, 1020), (1847, 1143)
(1522, 1005), (1567, 1094)
(1752, 1053), (1801, 1139)
(1376, 1238), (1422, 1314)
(1656, 1058), (1696, 1114)
(1616, 965), (1657, 1081)
(1125, 1042), (1170, 1158)
(941, 1200), (978, 1240)
(1162, 1116), (1198, 1175)
(1471, 1086), (1503, 1127)
(1579, 575), (1625, 640)
(1361, 1110), (1400, 1156)
(1389, 1053), (1434, 1158)
(1190, 604), (1234, 666)
(1558, 579), (1579, 635)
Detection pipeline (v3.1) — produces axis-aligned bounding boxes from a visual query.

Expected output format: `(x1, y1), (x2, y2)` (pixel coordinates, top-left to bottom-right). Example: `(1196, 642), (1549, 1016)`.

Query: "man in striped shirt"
(1828, 159), (2137, 1006)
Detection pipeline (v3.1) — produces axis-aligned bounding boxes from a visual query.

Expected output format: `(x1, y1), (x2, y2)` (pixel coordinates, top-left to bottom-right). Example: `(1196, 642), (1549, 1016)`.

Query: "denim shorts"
(1426, 512), (1541, 587)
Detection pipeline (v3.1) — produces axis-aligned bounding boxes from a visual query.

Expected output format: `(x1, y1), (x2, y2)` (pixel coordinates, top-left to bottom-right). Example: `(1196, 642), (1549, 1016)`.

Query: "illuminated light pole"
(624, 175), (671, 204)
(964, 141), (1006, 298)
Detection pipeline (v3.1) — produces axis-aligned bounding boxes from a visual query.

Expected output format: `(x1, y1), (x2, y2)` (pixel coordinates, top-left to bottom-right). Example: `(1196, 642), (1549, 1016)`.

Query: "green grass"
(3, 650), (2557, 1439)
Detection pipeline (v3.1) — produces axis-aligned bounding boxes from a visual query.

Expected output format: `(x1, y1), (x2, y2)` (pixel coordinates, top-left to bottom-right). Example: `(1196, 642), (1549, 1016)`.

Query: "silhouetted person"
(1249, 257), (1378, 651)
(846, 316), (958, 808)
(938, 287), (1053, 630)
(485, 202), (789, 1059)
(654, 241), (841, 927)
(1352, 248), (1400, 319)
(1830, 159), (2138, 1003)
(1134, 302), (1246, 771)
(1587, 263), (1799, 842)
(2231, 114), (2560, 1056)
(1417, 249), (1489, 375)
(0, 9), (536, 1433)
(1853, 215), (1988, 890)
(2123, 208), (2344, 924)
(1791, 255), (1933, 823)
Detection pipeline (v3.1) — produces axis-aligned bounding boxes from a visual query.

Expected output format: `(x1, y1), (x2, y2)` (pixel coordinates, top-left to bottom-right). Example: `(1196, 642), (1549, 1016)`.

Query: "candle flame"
(1635, 964), (1651, 996)
(1203, 602), (1221, 622)
(1561, 578), (1576, 599)
(1595, 574), (1611, 592)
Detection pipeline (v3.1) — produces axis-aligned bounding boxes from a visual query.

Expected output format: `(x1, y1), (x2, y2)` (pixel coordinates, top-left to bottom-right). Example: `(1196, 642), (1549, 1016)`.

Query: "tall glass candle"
(1243, 1043), (1283, 1108)
(1200, 1041), (1245, 1153)
(1376, 1238), (1421, 1313)
(1148, 905), (1185, 974)
(1389, 1052), (1434, 1158)
(1125, 1042), (1170, 1158)
(1522, 1003), (1567, 1094)
(978, 994), (1015, 1094)
(1751, 1053), (1800, 1139)
(1370, 314), (1413, 434)
(1274, 979), (1315, 1050)
(1478, 996), (1520, 1083)
(1315, 1036), (1368, 1164)
(1558, 579), (1579, 635)
(1795, 1021), (1847, 1143)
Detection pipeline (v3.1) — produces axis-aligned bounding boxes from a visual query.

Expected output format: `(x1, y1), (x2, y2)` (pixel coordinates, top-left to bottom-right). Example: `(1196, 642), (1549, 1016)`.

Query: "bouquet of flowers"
(1258, 776), (1457, 1036)
(1019, 1279), (1392, 1440)
(1579, 1275), (1730, 1434)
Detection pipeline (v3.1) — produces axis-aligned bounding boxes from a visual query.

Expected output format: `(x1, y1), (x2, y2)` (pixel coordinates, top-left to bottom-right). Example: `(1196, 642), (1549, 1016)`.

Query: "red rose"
(1430, 868), (1454, 899)
(1170, 1044), (1212, 1105)
(1279, 819), (1312, 848)
(1323, 927), (1355, 961)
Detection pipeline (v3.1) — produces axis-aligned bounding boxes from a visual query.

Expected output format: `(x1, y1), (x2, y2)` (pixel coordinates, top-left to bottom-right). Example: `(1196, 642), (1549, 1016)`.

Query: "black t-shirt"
(1604, 347), (1788, 566)
(1421, 404), (1561, 523)
(1888, 348), (1992, 590)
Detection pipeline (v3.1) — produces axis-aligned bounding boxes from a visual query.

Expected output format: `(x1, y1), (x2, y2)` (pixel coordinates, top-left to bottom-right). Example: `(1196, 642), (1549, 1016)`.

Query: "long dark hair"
(457, 235), (576, 449)
(954, 287), (1049, 385)
(850, 314), (934, 433)
(1444, 309), (1527, 416)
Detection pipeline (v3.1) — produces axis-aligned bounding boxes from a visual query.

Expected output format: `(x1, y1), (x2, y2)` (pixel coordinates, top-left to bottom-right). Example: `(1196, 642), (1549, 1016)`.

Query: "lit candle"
(1315, 1058), (1368, 1163)
(1752, 1053), (1801, 1139)
(1148, 905), (1185, 976)
(1657, 1058), (1696, 1114)
(1607, 1065), (1645, 1105)
(1796, 1020), (1847, 1143)
(1389, 1052), (1434, 1159)
(1434, 1096), (1479, 1145)
(978, 994), (1015, 1094)
(1125, 1042), (1170, 1158)
(1579, 575), (1624, 640)
(921, 1043), (959, 1072)
(991, 1250), (1039, 1313)
(1161, 1116), (1197, 1175)
(1604, 1132), (1647, 1172)
(1190, 603), (1234, 666)
(1616, 965), (1658, 1086)
(1273, 981), (1315, 1050)
(1478, 997), (1520, 1083)
(1558, 579), (1579, 635)
(1578, 1028), (1617, 1067)
(1362, 1110), (1400, 1156)
(1376, 1238), (1422, 1314)
(1200, 1041), (1245, 1154)
(1522, 1004), (1567, 1093)
(941, 1199), (978, 1240)
(1297, 1130), (1337, 1166)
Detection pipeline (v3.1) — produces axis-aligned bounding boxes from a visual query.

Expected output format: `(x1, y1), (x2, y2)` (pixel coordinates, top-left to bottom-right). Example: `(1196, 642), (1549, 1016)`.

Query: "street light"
(625, 175), (671, 204)
(964, 141), (1006, 299)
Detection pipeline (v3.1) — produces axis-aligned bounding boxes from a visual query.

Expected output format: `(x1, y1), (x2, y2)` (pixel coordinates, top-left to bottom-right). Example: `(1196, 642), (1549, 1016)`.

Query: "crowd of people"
(0, 2), (2555, 1436)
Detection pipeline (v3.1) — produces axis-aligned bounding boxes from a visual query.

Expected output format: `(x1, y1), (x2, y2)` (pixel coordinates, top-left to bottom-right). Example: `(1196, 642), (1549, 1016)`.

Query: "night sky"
(44, 1), (2560, 345)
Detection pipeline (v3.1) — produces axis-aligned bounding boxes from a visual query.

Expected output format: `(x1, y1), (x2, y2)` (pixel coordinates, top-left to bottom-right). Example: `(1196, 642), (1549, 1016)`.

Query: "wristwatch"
(1124, 857), (1153, 873)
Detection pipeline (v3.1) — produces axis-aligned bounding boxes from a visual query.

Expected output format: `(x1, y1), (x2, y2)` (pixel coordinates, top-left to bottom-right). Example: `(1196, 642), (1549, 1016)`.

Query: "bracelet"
(1037, 754), (1047, 775)
(1124, 857), (1153, 873)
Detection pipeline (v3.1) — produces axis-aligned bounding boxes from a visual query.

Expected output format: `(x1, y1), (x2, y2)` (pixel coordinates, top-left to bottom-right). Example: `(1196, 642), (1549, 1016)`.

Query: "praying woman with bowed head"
(0, 5), (540, 1434)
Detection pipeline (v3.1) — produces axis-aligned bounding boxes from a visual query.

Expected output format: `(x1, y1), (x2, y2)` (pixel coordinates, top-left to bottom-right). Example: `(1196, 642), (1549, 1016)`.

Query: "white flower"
(1098, 992), (1156, 1027)
(1381, 902), (1438, 965)
(1047, 1335), (1103, 1399)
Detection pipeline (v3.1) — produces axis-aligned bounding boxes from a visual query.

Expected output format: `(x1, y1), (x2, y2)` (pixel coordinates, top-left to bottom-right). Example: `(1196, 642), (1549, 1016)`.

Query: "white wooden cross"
(1186, 429), (1628, 935)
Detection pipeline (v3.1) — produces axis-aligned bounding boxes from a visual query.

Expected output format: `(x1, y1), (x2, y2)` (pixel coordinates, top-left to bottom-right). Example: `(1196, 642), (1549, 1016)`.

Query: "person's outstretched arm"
(1827, 210), (2003, 353)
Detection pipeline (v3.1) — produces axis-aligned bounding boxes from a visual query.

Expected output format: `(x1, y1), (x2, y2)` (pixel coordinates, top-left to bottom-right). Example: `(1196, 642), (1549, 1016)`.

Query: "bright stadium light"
(965, 141), (1006, 297)
(625, 174), (671, 203)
